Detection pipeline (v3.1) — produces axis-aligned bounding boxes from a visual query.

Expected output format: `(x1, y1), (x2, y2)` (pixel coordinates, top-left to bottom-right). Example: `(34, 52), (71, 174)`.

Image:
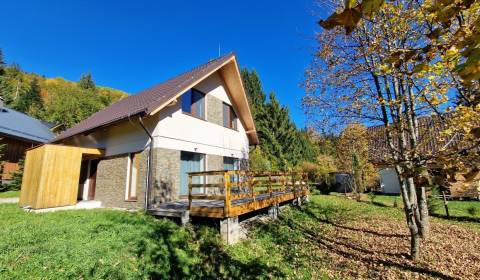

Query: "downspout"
(138, 115), (154, 211)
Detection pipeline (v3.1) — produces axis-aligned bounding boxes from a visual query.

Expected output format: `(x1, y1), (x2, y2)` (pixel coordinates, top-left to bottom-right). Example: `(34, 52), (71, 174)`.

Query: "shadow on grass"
(266, 204), (456, 280)
(278, 215), (455, 280)
(303, 205), (407, 238)
(430, 212), (480, 223)
(107, 212), (285, 279)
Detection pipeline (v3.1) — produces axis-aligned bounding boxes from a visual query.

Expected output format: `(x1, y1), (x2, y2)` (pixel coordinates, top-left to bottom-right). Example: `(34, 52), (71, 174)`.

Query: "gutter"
(138, 115), (154, 211)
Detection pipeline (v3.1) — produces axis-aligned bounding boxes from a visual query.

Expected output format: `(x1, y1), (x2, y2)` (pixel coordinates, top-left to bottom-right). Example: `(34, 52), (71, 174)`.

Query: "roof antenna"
(218, 44), (221, 57)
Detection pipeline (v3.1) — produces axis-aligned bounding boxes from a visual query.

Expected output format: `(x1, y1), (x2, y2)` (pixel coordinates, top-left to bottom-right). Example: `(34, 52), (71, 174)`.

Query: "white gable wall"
(63, 72), (250, 159)
(152, 72), (250, 159)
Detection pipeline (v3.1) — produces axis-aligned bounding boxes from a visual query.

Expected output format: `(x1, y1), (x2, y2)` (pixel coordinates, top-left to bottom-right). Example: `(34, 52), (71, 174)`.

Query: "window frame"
(223, 102), (238, 130)
(125, 153), (138, 201)
(181, 88), (206, 120)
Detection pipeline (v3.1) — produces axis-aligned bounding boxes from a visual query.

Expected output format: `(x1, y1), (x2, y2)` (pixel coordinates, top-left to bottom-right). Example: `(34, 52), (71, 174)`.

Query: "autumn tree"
(306, 0), (480, 259)
(337, 123), (377, 192)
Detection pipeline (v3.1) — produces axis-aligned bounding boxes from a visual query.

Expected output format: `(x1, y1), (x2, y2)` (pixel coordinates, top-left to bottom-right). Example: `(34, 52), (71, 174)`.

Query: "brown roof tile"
(367, 115), (476, 164)
(53, 53), (236, 142)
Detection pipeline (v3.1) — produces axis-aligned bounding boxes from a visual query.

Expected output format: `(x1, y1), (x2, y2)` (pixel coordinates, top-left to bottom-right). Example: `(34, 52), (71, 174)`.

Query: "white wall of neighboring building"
(64, 71), (250, 159)
(379, 168), (401, 194)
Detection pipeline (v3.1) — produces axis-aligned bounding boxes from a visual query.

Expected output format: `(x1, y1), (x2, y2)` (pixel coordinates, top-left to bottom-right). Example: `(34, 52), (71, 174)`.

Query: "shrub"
(7, 158), (24, 191)
(427, 186), (443, 214)
(249, 147), (272, 172)
(367, 192), (377, 203)
(467, 206), (479, 217)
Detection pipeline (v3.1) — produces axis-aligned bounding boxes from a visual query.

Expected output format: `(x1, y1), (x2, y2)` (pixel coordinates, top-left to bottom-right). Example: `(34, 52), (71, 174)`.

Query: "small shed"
(19, 144), (103, 209)
(330, 172), (355, 193)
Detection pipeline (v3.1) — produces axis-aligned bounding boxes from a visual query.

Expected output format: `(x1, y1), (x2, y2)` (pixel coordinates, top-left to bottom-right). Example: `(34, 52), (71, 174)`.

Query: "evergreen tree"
(0, 64), (26, 106)
(8, 157), (24, 191)
(241, 69), (266, 119)
(14, 77), (43, 114)
(242, 68), (318, 170)
(0, 48), (5, 76)
(79, 73), (96, 90)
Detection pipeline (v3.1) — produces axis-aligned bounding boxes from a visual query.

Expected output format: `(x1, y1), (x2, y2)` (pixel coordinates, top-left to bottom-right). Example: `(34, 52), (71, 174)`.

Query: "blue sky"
(0, 0), (328, 127)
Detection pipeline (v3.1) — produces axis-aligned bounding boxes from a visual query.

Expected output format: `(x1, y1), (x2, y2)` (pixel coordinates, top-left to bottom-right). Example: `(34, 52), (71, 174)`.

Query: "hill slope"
(0, 64), (128, 128)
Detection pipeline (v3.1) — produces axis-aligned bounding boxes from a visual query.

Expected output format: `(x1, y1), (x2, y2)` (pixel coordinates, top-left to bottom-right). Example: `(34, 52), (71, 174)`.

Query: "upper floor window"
(182, 89), (205, 119)
(223, 103), (238, 130)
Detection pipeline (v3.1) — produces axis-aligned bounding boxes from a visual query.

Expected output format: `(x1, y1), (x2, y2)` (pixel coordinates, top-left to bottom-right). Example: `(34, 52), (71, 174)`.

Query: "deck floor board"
(147, 189), (306, 218)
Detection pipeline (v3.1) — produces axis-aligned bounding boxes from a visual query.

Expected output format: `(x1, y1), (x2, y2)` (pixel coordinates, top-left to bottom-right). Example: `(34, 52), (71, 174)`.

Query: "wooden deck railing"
(187, 170), (309, 218)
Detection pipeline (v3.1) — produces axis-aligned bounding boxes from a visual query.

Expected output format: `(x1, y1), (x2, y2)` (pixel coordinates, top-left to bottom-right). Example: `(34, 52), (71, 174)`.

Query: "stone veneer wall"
(206, 154), (224, 195)
(95, 150), (148, 209)
(149, 147), (181, 207)
(206, 95), (224, 126)
(207, 154), (223, 171)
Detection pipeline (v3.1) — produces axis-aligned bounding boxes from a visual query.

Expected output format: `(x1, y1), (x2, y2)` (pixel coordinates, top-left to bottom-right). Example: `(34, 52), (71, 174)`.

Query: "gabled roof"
(0, 107), (55, 143)
(53, 52), (259, 144)
(367, 115), (477, 165)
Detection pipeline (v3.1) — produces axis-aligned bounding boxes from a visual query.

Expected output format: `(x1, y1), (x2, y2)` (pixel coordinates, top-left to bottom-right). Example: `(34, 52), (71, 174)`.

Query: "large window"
(125, 153), (138, 201)
(223, 103), (238, 130)
(180, 151), (205, 196)
(182, 89), (205, 119)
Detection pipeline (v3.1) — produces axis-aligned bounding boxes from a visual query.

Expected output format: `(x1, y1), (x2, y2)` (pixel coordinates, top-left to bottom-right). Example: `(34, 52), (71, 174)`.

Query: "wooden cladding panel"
(19, 144), (104, 209)
(19, 145), (45, 208)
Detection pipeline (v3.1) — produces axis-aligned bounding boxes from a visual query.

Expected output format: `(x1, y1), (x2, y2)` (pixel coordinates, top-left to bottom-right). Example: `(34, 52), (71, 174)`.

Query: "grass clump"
(467, 206), (479, 217)
(0, 190), (19, 198)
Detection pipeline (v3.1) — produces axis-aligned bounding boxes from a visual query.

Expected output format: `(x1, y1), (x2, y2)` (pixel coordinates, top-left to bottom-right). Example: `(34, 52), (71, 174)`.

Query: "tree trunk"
(417, 185), (429, 238)
(398, 175), (421, 260)
(410, 227), (420, 260)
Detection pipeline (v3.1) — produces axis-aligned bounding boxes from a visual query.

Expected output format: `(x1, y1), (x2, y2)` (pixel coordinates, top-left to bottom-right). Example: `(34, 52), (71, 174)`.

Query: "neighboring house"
(378, 168), (401, 194)
(368, 116), (480, 198)
(19, 53), (259, 209)
(0, 99), (55, 184)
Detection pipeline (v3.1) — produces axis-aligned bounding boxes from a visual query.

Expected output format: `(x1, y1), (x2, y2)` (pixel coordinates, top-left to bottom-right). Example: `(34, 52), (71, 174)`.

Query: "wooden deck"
(148, 171), (309, 219)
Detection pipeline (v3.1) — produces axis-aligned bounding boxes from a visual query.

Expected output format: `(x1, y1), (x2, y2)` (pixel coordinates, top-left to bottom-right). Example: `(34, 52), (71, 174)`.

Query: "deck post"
(188, 175), (193, 210)
(224, 172), (231, 217)
(268, 203), (279, 219)
(268, 173), (273, 198)
(220, 216), (240, 244)
(180, 210), (190, 226)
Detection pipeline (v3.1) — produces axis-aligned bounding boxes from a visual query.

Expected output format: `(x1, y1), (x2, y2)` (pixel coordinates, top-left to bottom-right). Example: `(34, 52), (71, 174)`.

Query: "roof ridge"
(53, 52), (237, 142)
(135, 52), (235, 96)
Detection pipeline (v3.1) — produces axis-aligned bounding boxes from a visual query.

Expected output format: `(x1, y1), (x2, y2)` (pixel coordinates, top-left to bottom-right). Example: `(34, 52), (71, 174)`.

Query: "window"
(223, 103), (238, 130)
(182, 89), (205, 119)
(223, 157), (239, 170)
(125, 153), (138, 201)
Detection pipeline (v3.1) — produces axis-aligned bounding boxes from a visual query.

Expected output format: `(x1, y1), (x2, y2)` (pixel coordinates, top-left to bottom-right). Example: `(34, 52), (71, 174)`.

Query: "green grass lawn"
(0, 191), (20, 198)
(1, 195), (479, 279)
(359, 193), (480, 220)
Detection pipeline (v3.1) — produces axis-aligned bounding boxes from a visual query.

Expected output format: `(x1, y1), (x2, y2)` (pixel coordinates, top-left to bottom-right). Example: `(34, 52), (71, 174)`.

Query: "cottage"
(368, 117), (480, 198)
(19, 53), (259, 210)
(0, 99), (55, 184)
